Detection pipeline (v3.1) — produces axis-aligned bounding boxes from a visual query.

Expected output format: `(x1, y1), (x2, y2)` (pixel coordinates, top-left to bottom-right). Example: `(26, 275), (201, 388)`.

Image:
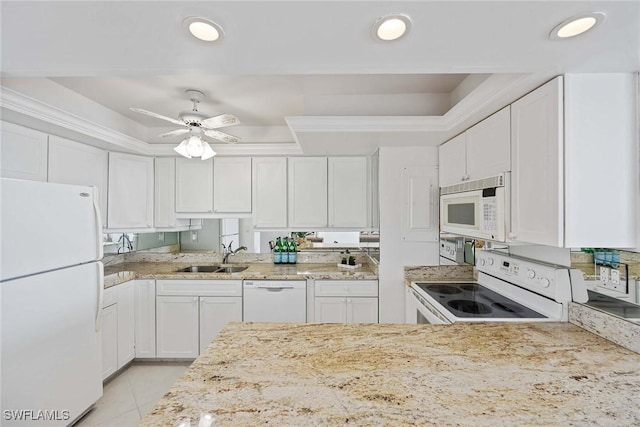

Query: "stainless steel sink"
(176, 265), (221, 273)
(175, 265), (248, 273)
(216, 266), (248, 273)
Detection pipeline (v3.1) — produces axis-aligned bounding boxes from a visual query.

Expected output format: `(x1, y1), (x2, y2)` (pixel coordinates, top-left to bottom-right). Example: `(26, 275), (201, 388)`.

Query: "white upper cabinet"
(252, 157), (287, 228)
(439, 106), (511, 187)
(510, 77), (563, 246)
(107, 152), (154, 229)
(155, 158), (190, 228)
(288, 157), (328, 228)
(438, 133), (466, 187)
(48, 135), (108, 226)
(511, 74), (637, 248)
(0, 121), (48, 181)
(175, 158), (214, 214)
(465, 106), (511, 181)
(328, 157), (368, 228)
(213, 157), (252, 214)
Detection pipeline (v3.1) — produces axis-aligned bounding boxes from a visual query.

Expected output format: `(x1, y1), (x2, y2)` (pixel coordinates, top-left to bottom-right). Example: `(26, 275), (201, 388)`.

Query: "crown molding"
(0, 86), (153, 154)
(148, 143), (303, 157)
(285, 116), (447, 133)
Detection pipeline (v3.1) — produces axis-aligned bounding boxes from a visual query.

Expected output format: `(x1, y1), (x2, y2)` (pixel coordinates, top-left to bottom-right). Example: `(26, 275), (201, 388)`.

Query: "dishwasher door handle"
(260, 286), (293, 291)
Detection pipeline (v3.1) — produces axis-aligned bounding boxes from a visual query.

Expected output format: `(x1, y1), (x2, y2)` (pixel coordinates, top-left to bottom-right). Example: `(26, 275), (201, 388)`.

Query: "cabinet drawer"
(103, 287), (117, 308)
(156, 280), (242, 297)
(315, 280), (378, 297)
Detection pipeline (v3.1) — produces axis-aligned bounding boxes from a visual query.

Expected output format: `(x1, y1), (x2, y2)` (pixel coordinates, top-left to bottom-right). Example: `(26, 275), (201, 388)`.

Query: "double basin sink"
(175, 265), (248, 273)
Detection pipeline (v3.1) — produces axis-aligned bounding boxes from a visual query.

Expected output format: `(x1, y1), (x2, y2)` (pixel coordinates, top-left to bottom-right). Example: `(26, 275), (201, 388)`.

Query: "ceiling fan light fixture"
(183, 17), (223, 42)
(174, 139), (192, 158)
(175, 135), (217, 160)
(373, 14), (411, 41)
(550, 12), (605, 40)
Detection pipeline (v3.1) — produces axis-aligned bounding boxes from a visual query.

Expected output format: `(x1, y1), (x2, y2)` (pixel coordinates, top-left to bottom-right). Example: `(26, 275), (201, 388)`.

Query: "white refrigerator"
(1, 178), (104, 426)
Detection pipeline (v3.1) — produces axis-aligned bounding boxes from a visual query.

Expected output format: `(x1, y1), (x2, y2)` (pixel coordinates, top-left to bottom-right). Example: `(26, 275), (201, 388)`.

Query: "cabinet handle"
(509, 232), (517, 240)
(461, 176), (466, 182)
(347, 298), (352, 304)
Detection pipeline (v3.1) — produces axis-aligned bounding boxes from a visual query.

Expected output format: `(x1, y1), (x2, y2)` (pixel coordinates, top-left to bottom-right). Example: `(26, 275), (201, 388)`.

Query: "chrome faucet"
(222, 241), (247, 264)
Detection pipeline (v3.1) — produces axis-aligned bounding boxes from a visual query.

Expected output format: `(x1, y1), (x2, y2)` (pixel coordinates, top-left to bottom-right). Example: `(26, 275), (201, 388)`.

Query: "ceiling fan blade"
(203, 129), (241, 144)
(201, 114), (240, 129)
(158, 128), (190, 138)
(129, 107), (186, 127)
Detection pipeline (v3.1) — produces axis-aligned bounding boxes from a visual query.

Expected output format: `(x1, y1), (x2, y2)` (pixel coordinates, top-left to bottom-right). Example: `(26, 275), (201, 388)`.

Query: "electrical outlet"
(191, 231), (198, 242)
(600, 266), (610, 283)
(158, 232), (165, 243)
(610, 269), (620, 285)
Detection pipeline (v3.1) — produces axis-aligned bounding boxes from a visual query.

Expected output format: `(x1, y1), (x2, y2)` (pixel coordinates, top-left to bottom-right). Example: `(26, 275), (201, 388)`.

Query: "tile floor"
(74, 362), (191, 427)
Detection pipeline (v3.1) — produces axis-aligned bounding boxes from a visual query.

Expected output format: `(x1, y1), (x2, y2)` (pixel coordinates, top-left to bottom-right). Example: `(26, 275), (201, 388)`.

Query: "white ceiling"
(1, 1), (638, 155)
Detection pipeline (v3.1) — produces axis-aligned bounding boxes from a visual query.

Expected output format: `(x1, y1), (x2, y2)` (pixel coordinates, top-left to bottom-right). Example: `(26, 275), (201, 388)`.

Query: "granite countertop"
(140, 322), (640, 426)
(103, 262), (377, 288)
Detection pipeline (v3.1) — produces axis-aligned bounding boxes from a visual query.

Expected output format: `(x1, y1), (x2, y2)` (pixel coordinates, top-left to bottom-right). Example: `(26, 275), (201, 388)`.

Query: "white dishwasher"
(243, 280), (307, 322)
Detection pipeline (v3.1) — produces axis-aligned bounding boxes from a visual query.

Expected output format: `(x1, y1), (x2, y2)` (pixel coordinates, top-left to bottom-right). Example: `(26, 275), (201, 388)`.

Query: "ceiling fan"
(130, 89), (240, 159)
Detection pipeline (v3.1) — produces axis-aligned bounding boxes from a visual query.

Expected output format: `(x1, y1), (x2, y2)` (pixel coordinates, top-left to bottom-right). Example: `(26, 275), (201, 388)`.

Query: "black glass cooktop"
(415, 282), (546, 319)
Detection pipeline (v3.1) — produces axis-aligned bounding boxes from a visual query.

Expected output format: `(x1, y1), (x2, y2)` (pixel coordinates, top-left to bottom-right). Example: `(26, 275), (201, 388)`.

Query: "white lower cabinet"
(116, 281), (135, 367)
(347, 297), (378, 324)
(314, 280), (378, 324)
(156, 296), (200, 359)
(134, 280), (156, 358)
(100, 281), (135, 380)
(199, 297), (243, 352)
(100, 303), (118, 380)
(314, 297), (348, 323)
(155, 280), (243, 358)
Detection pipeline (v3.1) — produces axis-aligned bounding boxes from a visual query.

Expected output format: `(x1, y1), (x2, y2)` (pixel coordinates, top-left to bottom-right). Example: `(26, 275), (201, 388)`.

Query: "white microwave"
(440, 174), (509, 242)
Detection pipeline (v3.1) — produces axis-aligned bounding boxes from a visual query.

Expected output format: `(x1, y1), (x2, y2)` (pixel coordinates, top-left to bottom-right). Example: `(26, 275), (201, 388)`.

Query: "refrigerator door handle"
(92, 186), (104, 260)
(95, 262), (104, 332)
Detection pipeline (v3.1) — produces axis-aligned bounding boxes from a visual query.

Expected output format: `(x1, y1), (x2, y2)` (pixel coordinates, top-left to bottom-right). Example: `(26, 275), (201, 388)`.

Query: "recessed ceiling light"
(183, 17), (223, 42)
(550, 12), (605, 40)
(373, 14), (412, 41)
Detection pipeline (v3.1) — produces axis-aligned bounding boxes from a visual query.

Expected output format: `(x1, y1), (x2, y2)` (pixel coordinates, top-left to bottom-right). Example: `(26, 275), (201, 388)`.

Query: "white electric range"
(407, 250), (589, 324)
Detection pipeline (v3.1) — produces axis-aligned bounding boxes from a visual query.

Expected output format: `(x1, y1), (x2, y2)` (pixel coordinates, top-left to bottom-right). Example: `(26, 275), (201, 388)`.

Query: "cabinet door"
(438, 133), (466, 187)
(0, 121), (48, 181)
(156, 296), (199, 358)
(288, 157), (327, 228)
(370, 150), (380, 231)
(511, 77), (563, 246)
(214, 157), (252, 213)
(252, 157), (287, 228)
(134, 280), (156, 358)
(328, 157), (368, 228)
(465, 106), (511, 180)
(199, 296), (242, 353)
(347, 297), (378, 324)
(401, 165), (438, 241)
(107, 152), (154, 229)
(100, 304), (118, 380)
(175, 158), (213, 213)
(48, 135), (109, 226)
(155, 158), (175, 227)
(116, 281), (135, 368)
(314, 297), (347, 323)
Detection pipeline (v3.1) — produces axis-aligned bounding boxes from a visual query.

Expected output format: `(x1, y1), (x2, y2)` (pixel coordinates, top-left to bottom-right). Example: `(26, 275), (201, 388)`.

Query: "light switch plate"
(610, 269), (620, 285)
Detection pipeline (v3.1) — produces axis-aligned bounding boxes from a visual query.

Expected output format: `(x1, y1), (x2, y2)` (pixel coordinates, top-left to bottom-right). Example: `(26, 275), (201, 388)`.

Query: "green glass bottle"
(273, 237), (282, 264)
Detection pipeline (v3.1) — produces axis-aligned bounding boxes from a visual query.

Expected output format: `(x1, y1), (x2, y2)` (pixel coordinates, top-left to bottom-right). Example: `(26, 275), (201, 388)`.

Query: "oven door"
(406, 287), (451, 324)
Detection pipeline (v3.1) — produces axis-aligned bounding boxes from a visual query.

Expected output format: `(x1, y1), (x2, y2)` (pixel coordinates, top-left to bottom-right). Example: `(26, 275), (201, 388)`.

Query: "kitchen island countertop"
(140, 322), (640, 426)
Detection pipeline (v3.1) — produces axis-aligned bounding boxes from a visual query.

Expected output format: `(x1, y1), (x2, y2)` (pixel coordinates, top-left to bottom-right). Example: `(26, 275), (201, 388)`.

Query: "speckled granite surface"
(140, 322), (640, 426)
(103, 262), (377, 288)
(404, 265), (475, 283)
(569, 302), (640, 354)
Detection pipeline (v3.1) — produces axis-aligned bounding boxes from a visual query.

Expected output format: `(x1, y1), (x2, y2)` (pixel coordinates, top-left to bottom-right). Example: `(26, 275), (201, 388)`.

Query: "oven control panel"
(475, 251), (573, 303)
